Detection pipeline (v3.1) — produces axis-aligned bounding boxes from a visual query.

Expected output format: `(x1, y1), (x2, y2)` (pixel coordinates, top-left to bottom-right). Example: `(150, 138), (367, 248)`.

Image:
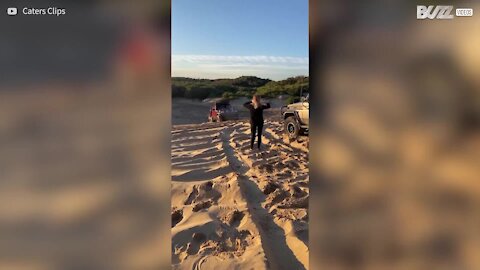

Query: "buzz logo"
(417, 5), (454, 19)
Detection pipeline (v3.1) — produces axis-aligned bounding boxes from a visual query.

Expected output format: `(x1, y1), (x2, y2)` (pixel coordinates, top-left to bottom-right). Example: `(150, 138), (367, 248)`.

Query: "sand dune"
(171, 120), (309, 270)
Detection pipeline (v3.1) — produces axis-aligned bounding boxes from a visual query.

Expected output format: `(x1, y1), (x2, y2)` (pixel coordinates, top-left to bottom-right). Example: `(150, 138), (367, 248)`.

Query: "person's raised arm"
(243, 101), (252, 109)
(263, 103), (271, 109)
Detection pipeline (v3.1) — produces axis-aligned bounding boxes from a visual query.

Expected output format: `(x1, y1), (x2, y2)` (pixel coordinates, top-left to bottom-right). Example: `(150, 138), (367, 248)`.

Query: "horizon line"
(172, 54), (309, 81)
(172, 74), (309, 81)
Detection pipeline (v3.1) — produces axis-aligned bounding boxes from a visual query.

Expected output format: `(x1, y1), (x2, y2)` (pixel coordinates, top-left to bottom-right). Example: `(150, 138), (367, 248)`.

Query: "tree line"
(172, 76), (309, 102)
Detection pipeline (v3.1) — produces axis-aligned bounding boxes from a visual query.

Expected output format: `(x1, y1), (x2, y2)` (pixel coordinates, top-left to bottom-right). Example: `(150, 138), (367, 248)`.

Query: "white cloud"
(172, 54), (308, 80)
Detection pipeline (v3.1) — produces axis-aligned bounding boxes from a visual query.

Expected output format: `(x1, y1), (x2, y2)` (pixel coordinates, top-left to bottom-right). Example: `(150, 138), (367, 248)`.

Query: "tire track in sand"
(220, 124), (306, 270)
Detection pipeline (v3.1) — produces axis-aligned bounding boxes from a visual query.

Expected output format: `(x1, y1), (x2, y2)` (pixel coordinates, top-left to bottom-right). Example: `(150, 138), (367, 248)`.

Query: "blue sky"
(172, 0), (309, 80)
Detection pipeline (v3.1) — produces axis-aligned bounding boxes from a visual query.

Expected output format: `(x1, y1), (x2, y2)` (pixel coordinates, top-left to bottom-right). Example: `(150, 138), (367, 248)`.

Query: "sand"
(172, 98), (286, 125)
(171, 120), (309, 270)
(0, 88), (171, 269)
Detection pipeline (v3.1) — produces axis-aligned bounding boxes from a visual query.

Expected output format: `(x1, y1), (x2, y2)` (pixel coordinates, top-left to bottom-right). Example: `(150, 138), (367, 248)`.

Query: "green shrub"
(172, 76), (308, 101)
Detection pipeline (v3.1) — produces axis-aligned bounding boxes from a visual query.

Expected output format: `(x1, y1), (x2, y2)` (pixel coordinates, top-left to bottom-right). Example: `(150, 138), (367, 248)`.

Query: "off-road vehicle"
(281, 94), (309, 140)
(208, 99), (239, 122)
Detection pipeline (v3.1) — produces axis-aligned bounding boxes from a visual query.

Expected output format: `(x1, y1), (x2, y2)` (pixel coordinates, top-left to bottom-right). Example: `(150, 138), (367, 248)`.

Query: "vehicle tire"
(285, 116), (300, 140)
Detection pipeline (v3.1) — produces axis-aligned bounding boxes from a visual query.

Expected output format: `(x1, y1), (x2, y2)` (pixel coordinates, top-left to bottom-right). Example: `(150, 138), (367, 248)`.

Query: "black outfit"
(243, 101), (271, 149)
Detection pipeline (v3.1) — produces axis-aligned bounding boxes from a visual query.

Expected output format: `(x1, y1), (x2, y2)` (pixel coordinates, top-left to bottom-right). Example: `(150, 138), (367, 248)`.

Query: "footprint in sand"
(278, 196), (309, 209)
(184, 186), (199, 205)
(286, 160), (300, 170)
(262, 181), (279, 195)
(274, 162), (286, 170)
(219, 209), (245, 227)
(200, 181), (213, 191)
(185, 182), (221, 208)
(265, 189), (289, 209)
(227, 210), (245, 227)
(292, 185), (308, 198)
(259, 164), (274, 174)
(172, 209), (184, 227)
(193, 200), (213, 212)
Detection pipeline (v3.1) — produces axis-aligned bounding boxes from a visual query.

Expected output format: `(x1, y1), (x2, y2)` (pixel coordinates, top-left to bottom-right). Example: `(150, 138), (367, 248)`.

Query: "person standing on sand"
(244, 95), (271, 150)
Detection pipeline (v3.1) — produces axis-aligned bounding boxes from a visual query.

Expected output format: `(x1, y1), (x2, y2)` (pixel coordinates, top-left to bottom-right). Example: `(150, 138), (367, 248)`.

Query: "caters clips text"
(23, 7), (66, 16)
